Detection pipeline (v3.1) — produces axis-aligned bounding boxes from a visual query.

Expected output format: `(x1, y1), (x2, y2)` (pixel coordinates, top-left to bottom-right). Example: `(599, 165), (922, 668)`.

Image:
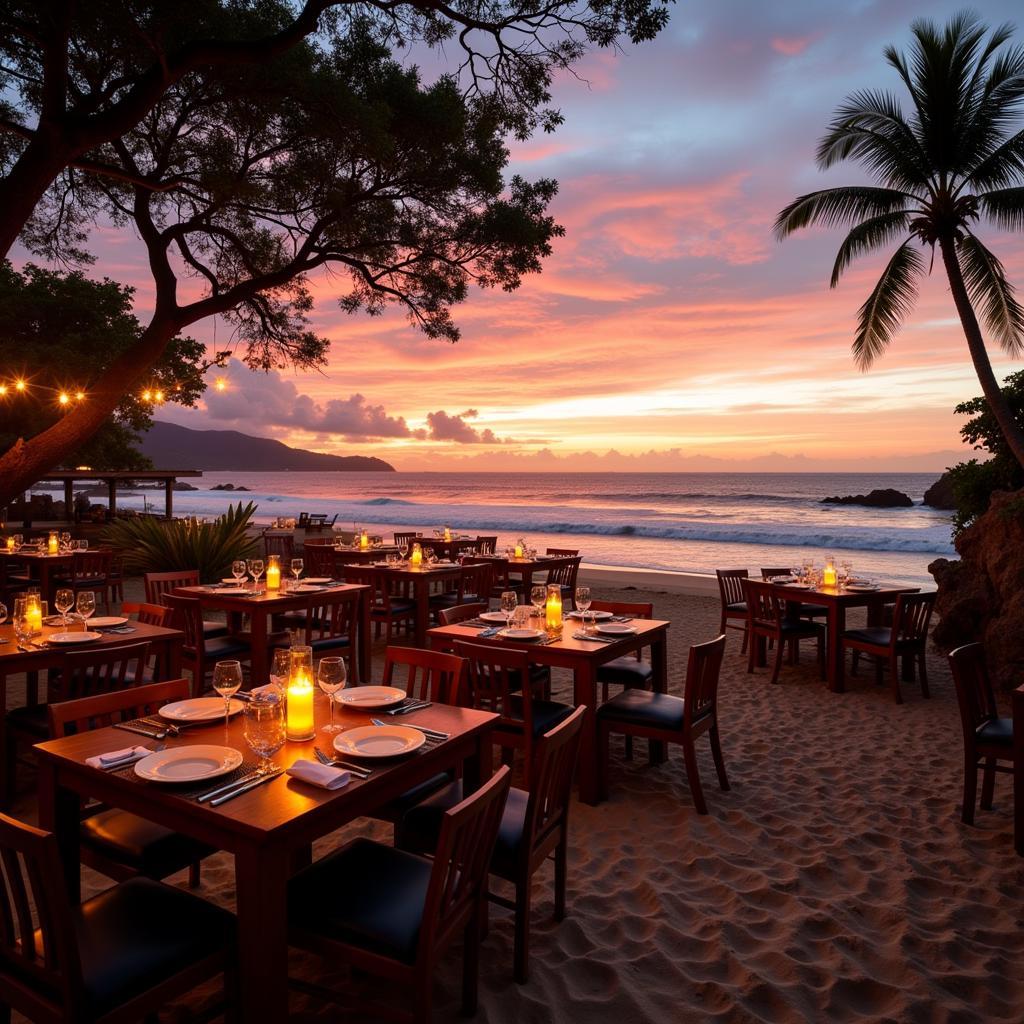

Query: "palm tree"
(775, 12), (1024, 469)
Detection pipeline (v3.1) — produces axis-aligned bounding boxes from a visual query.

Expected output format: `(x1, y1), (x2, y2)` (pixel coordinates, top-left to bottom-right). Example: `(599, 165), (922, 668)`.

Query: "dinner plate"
(221, 577), (245, 585)
(304, 577), (332, 584)
(479, 611), (510, 623)
(847, 578), (871, 585)
(846, 583), (879, 592)
(768, 576), (796, 584)
(781, 582), (812, 589)
(292, 584), (327, 592)
(134, 745), (243, 783)
(499, 627), (546, 641)
(47, 631), (103, 644)
(596, 622), (638, 637)
(89, 616), (128, 628)
(159, 697), (245, 721)
(213, 587), (253, 596)
(567, 610), (614, 621)
(337, 686), (406, 708)
(333, 725), (425, 759)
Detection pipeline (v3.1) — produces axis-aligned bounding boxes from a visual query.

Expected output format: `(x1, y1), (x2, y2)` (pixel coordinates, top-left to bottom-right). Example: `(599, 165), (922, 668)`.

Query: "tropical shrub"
(101, 502), (259, 583)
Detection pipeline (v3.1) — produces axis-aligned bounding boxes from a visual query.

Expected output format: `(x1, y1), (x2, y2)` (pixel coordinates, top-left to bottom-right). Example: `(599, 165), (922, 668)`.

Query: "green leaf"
(853, 240), (926, 369)
(830, 211), (912, 287)
(957, 233), (1024, 356)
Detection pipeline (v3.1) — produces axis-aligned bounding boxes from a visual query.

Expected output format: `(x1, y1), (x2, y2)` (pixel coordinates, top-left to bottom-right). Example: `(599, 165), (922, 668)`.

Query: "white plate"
(304, 577), (332, 584)
(846, 584), (879, 592)
(479, 611), (509, 623)
(159, 697), (245, 721)
(89, 616), (128, 628)
(767, 576), (796, 584)
(134, 745), (243, 783)
(337, 686), (406, 708)
(212, 588), (253, 596)
(47, 631), (103, 644)
(499, 627), (546, 641)
(781, 582), (812, 589)
(333, 725), (425, 759)
(567, 610), (614, 621)
(293, 584), (329, 593)
(596, 623), (638, 637)
(221, 578), (245, 585)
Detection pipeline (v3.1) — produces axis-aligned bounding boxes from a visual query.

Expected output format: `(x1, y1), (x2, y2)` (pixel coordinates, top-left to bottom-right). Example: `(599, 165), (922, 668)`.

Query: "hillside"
(142, 421), (395, 472)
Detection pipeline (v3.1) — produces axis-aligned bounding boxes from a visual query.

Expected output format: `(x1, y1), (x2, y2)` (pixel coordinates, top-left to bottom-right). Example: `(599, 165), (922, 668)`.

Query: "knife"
(573, 632), (617, 644)
(209, 768), (284, 807)
(113, 722), (166, 739)
(196, 769), (264, 803)
(389, 701), (432, 715)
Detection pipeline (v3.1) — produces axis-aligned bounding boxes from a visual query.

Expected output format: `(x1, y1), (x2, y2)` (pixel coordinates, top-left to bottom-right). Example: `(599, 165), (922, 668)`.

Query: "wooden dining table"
(479, 552), (575, 595)
(764, 579), (920, 692)
(427, 615), (670, 805)
(176, 583), (372, 684)
(0, 547), (73, 603)
(35, 695), (496, 1023)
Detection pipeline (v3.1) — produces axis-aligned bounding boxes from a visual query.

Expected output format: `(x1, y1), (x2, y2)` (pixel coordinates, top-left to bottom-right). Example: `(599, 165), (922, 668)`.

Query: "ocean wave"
(357, 497), (416, 506)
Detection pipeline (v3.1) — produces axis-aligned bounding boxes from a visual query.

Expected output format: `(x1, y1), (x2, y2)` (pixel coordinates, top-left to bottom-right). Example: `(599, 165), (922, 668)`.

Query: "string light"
(0, 377), (85, 402)
(14, 379), (26, 392)
(58, 392), (70, 406)
(214, 376), (228, 392)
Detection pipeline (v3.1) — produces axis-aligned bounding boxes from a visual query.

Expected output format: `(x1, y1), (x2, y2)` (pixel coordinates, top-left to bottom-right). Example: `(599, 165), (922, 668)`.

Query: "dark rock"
(172, 481), (198, 491)
(236, 486), (250, 491)
(211, 483), (236, 490)
(821, 488), (914, 508)
(930, 487), (1024, 691)
(923, 472), (957, 510)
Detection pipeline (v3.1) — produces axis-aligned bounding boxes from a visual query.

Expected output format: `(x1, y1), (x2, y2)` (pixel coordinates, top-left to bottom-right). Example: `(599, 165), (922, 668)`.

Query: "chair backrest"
(740, 579), (784, 630)
(264, 533), (294, 560)
(760, 567), (793, 581)
(438, 602), (487, 626)
(297, 514), (311, 528)
(418, 765), (511, 962)
(49, 678), (191, 737)
(458, 561), (492, 602)
(590, 599), (653, 662)
(50, 641), (152, 710)
(304, 597), (357, 649)
(70, 548), (112, 584)
(381, 646), (468, 705)
(452, 640), (534, 732)
(683, 634), (727, 728)
(302, 543), (337, 578)
(523, 705), (586, 860)
(121, 601), (173, 628)
(0, 813), (82, 1014)
(546, 556), (581, 589)
(949, 643), (1000, 742)
(892, 592), (935, 645)
(145, 569), (200, 605)
(545, 548), (579, 557)
(394, 532), (420, 547)
(161, 592), (204, 649)
(716, 568), (748, 607)
(474, 536), (497, 554)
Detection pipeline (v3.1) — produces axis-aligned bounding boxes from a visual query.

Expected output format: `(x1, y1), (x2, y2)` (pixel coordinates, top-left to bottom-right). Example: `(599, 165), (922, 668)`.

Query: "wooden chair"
(288, 766), (512, 1024)
(430, 561), (493, 615)
(344, 566), (416, 643)
(54, 548), (115, 611)
(949, 643), (1015, 825)
(4, 641), (153, 805)
(598, 635), (729, 813)
(161, 593), (252, 696)
(264, 532), (295, 560)
(760, 566), (827, 621)
(474, 536), (497, 554)
(144, 569), (228, 639)
(398, 706), (586, 982)
(545, 556), (581, 609)
(452, 641), (573, 775)
(298, 596), (358, 679)
(487, 557), (521, 602)
(438, 602), (487, 626)
(545, 547), (579, 557)
(394, 531), (421, 548)
(302, 542), (338, 579)
(715, 569), (749, 653)
(0, 812), (236, 1024)
(382, 646), (469, 706)
(742, 579), (824, 685)
(48, 679), (215, 888)
(108, 551), (126, 604)
(120, 601), (172, 627)
(840, 591), (935, 703)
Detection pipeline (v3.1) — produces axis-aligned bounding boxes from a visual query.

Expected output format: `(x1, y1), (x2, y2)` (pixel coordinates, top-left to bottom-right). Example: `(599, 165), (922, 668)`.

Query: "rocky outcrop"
(923, 472), (956, 510)
(822, 488), (914, 508)
(929, 487), (1024, 691)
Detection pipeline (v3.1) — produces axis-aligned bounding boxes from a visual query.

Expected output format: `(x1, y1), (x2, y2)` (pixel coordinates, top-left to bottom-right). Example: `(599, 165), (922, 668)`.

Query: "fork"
(312, 747), (371, 777)
(104, 742), (165, 770)
(371, 717), (447, 741)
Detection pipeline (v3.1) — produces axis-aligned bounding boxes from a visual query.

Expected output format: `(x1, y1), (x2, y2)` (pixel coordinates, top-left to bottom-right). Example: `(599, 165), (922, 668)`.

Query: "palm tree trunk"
(939, 235), (1024, 471)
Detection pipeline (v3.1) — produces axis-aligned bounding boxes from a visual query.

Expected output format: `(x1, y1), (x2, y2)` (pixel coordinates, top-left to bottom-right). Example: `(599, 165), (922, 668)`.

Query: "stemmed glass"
(575, 585), (592, 633)
(59, 531), (71, 552)
(269, 648), (291, 693)
(13, 610), (32, 649)
(248, 558), (265, 593)
(231, 559), (247, 584)
(212, 660), (243, 726)
(76, 591), (95, 629)
(55, 588), (74, 628)
(290, 558), (303, 584)
(500, 590), (518, 632)
(398, 541), (409, 561)
(530, 584), (546, 619)
(318, 657), (347, 733)
(243, 697), (286, 775)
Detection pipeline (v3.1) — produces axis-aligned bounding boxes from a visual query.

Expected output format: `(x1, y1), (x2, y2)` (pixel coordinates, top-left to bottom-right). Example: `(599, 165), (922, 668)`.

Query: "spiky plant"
(775, 11), (1024, 468)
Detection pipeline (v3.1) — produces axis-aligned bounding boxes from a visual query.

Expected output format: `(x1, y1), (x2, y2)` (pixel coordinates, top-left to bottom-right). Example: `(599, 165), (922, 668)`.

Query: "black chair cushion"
(597, 689), (685, 732)
(777, 618), (823, 638)
(202, 620), (229, 640)
(74, 875), (235, 1016)
(842, 627), (891, 646)
(798, 603), (828, 617)
(596, 657), (653, 690)
(372, 770), (456, 824)
(80, 809), (214, 880)
(505, 695), (574, 737)
(375, 599), (416, 616)
(288, 837), (431, 964)
(5, 703), (48, 738)
(307, 635), (353, 653)
(203, 635), (253, 660)
(397, 782), (528, 881)
(977, 717), (1014, 747)
(725, 601), (747, 613)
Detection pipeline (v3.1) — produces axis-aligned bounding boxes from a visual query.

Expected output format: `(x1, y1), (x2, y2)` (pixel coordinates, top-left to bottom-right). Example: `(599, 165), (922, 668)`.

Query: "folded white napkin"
(287, 759), (351, 790)
(250, 683), (282, 699)
(86, 745), (150, 769)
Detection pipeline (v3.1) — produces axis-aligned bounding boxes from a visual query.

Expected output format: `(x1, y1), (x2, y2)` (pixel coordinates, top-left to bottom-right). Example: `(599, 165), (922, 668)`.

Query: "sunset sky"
(131, 1), (1023, 470)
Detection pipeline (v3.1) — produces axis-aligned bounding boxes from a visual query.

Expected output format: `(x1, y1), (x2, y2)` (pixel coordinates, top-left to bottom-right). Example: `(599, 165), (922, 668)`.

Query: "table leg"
(464, 730), (493, 792)
(414, 578), (430, 648)
(573, 663), (600, 805)
(249, 606), (269, 683)
(648, 635), (668, 765)
(235, 843), (291, 1022)
(1015, 686), (1024, 856)
(358, 589), (371, 684)
(37, 763), (82, 901)
(828, 604), (846, 693)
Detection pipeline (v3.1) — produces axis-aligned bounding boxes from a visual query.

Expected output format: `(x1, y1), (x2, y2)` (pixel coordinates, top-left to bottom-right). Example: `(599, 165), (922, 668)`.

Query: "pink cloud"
(771, 34), (818, 56)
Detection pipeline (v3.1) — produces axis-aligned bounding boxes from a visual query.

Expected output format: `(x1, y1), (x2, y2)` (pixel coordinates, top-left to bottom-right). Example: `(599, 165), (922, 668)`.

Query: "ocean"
(71, 470), (953, 587)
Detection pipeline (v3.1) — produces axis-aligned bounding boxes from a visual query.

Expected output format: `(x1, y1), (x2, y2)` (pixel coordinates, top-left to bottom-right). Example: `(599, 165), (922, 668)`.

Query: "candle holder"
(410, 542), (423, 566)
(266, 554), (281, 591)
(545, 583), (563, 637)
(47, 531), (59, 555)
(823, 556), (837, 589)
(286, 645), (315, 741)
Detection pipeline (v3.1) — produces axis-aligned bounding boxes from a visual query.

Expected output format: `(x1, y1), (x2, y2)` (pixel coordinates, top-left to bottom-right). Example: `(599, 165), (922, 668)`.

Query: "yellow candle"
(27, 599), (42, 635)
(360, 530), (369, 550)
(47, 531), (58, 555)
(266, 555), (281, 591)
(514, 543), (524, 559)
(823, 558), (837, 588)
(545, 585), (563, 635)
(286, 671), (315, 740)
(410, 542), (422, 566)
(5, 537), (13, 551)
(444, 526), (451, 542)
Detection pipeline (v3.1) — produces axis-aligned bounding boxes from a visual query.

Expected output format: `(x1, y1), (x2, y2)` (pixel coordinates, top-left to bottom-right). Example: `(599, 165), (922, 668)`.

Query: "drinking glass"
(575, 586), (592, 633)
(243, 697), (286, 775)
(212, 660), (243, 725)
(231, 559), (247, 583)
(269, 648), (291, 692)
(76, 591), (96, 627)
(78, 539), (89, 550)
(0, 602), (6, 627)
(500, 590), (518, 631)
(13, 612), (32, 648)
(318, 656), (347, 733)
(55, 588), (74, 627)
(531, 584), (546, 619)
(13, 533), (22, 549)
(398, 541), (409, 560)
(59, 531), (71, 552)
(248, 558), (265, 592)
(291, 558), (303, 582)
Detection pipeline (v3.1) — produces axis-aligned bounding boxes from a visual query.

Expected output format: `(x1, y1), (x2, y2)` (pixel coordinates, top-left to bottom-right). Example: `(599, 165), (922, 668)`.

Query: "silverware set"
(387, 698), (432, 715)
(572, 631), (618, 643)
(370, 717), (448, 742)
(101, 742), (165, 770)
(196, 767), (285, 806)
(312, 747), (372, 777)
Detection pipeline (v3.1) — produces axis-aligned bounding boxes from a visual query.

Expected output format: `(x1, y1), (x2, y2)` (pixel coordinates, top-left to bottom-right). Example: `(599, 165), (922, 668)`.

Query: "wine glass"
(59, 531), (71, 552)
(76, 591), (96, 628)
(13, 610), (32, 648)
(0, 602), (7, 628)
(55, 588), (74, 627)
(248, 558), (265, 592)
(500, 590), (518, 631)
(231, 559), (247, 584)
(531, 584), (546, 619)
(243, 697), (286, 775)
(269, 648), (291, 692)
(398, 541), (409, 561)
(575, 586), (592, 633)
(212, 660), (243, 726)
(318, 657), (347, 733)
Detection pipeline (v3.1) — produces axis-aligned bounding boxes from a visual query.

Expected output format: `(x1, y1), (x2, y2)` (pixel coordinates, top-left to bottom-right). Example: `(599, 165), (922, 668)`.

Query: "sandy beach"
(7, 573), (1024, 1024)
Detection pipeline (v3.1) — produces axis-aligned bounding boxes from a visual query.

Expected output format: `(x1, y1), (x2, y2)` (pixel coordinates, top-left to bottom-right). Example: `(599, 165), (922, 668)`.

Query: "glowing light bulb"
(214, 376), (227, 392)
(14, 379), (26, 392)
(154, 389), (164, 402)
(58, 392), (69, 405)
(74, 391), (84, 400)
(0, 384), (7, 396)
(142, 389), (152, 401)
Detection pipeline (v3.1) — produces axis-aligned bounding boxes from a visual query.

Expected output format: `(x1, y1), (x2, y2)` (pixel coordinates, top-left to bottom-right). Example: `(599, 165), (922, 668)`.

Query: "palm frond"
(977, 185), (1024, 230)
(957, 232), (1024, 356)
(773, 186), (915, 240)
(830, 212), (912, 287)
(853, 240), (925, 369)
(959, 47), (1024, 174)
(964, 128), (1024, 190)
